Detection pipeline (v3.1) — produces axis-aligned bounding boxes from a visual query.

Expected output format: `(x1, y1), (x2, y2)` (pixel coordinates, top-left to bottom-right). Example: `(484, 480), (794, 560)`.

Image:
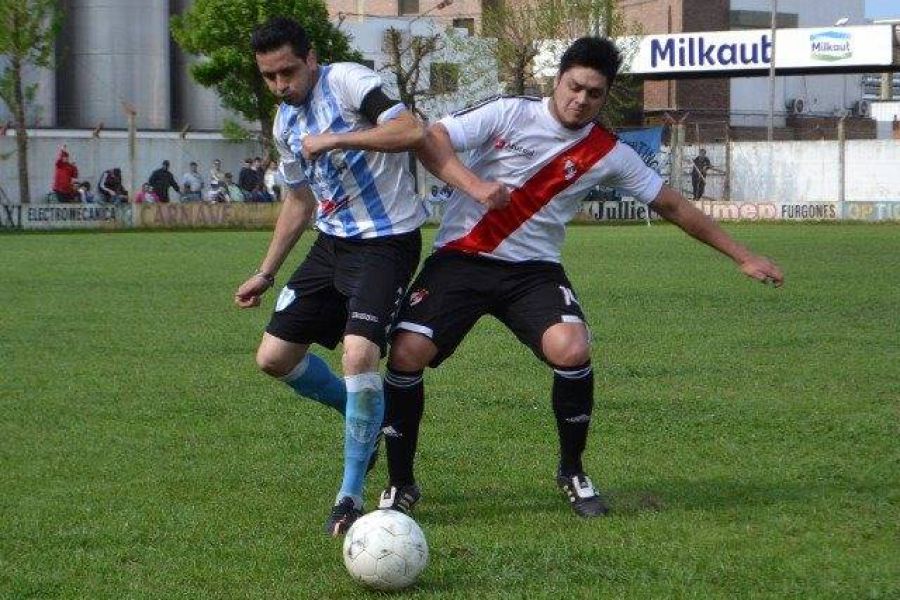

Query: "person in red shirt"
(52, 146), (79, 203)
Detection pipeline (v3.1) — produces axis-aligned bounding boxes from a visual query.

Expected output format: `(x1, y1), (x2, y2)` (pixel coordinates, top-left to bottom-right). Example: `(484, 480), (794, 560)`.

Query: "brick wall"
(328, 0), (488, 31)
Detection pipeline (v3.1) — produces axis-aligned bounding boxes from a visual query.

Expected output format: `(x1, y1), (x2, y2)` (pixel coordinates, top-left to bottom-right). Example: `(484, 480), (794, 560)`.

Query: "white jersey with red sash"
(436, 96), (663, 263)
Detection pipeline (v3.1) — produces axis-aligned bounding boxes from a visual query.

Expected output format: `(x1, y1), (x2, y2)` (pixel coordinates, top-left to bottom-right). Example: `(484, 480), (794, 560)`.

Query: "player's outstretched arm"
(651, 185), (784, 287)
(301, 111), (425, 160)
(234, 185), (316, 308)
(416, 123), (509, 210)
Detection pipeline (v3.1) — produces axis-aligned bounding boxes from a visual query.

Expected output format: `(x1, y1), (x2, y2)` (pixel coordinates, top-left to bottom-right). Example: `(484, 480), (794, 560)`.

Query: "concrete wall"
(0, 130), (263, 203)
(679, 138), (900, 202)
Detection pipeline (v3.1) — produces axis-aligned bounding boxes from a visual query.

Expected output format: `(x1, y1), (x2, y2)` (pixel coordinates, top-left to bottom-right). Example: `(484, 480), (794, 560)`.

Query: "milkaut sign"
(627, 25), (896, 78)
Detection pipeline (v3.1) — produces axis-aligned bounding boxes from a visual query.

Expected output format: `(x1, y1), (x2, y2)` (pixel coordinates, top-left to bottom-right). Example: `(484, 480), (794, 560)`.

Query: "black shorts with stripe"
(393, 250), (587, 367)
(266, 230), (421, 354)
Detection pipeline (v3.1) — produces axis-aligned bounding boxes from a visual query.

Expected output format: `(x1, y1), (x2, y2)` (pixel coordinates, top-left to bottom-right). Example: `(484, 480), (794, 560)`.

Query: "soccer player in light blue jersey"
(233, 17), (430, 536)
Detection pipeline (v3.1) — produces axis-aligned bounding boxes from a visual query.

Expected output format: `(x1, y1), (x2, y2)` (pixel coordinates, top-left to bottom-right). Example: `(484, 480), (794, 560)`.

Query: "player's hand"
(471, 180), (510, 210)
(234, 274), (273, 308)
(301, 134), (335, 161)
(739, 255), (784, 288)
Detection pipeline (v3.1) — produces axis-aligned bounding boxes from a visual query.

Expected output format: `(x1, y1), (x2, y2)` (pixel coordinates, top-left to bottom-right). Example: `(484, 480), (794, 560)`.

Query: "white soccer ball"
(342, 509), (428, 591)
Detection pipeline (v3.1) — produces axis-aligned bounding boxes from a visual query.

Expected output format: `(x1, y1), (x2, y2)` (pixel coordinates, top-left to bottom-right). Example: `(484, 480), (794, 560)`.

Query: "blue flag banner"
(585, 126), (664, 205)
(616, 126), (664, 173)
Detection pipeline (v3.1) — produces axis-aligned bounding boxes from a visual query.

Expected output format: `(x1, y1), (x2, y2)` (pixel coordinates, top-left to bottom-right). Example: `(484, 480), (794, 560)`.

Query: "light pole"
(766, 0), (778, 142)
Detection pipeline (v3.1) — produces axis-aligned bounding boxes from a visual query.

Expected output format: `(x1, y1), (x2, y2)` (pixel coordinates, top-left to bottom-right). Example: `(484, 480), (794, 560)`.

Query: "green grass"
(1, 224), (898, 599)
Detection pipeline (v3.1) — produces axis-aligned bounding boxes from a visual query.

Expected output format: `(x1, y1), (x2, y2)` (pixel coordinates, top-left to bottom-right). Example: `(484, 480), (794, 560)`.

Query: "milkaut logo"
(810, 30), (852, 61)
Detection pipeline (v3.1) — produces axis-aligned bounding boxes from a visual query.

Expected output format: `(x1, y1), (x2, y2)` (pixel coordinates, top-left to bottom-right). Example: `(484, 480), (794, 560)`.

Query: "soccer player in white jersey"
(378, 37), (785, 518)
(232, 17), (429, 536)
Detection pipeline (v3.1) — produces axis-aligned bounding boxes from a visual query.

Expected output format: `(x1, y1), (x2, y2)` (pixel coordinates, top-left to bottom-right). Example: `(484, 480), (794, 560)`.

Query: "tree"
(378, 24), (501, 121)
(482, 0), (571, 96)
(380, 27), (443, 120)
(0, 0), (61, 204)
(171, 0), (361, 148)
(483, 0), (642, 127)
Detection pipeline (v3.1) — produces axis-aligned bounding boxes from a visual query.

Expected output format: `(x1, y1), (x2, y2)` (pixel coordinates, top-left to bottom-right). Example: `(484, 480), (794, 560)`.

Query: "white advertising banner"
(20, 203), (129, 230)
(628, 25), (895, 77)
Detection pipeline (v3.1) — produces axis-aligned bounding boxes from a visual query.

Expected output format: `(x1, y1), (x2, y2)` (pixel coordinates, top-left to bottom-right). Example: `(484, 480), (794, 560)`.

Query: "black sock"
(383, 367), (425, 487)
(551, 363), (594, 477)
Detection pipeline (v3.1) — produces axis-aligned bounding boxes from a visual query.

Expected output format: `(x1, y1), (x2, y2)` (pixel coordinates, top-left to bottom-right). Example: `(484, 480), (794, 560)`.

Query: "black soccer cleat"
(556, 471), (610, 518)
(366, 431), (383, 474)
(378, 483), (421, 514)
(324, 496), (363, 537)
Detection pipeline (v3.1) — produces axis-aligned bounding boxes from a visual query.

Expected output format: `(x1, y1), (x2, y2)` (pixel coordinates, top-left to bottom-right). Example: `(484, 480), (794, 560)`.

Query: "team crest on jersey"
(408, 288), (429, 307)
(563, 159), (578, 181)
(320, 196), (351, 217)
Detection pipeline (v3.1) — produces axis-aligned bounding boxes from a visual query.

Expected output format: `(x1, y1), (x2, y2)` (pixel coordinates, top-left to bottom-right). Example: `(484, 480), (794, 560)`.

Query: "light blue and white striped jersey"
(273, 63), (425, 239)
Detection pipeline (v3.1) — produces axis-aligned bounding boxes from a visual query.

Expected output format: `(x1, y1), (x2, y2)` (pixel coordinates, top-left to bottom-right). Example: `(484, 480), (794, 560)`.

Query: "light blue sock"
(279, 354), (346, 415)
(337, 372), (384, 506)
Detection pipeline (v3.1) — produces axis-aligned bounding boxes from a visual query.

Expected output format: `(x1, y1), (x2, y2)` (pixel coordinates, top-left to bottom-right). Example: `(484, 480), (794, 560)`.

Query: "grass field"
(1, 223), (898, 599)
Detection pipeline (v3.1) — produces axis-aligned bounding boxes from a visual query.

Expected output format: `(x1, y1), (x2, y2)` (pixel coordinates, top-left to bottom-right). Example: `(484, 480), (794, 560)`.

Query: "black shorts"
(394, 251), (587, 367)
(266, 230), (421, 353)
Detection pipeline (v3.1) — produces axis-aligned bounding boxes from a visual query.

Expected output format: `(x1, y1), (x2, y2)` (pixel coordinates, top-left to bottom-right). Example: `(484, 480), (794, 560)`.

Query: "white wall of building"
(729, 0), (866, 127)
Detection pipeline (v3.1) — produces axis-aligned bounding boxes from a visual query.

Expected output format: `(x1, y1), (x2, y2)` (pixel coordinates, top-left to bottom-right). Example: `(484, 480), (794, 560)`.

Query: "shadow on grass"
(410, 476), (888, 524)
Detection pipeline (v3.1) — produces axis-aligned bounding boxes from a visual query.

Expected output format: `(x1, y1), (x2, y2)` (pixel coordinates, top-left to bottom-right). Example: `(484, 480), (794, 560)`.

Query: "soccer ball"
(342, 509), (428, 591)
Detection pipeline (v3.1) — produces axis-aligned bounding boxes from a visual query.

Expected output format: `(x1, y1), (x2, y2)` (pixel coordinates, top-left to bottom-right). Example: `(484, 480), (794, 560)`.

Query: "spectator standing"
(181, 162), (204, 201)
(208, 158), (225, 201)
(98, 167), (128, 204)
(52, 146), (79, 203)
(263, 159), (280, 201)
(148, 160), (180, 203)
(238, 158), (262, 200)
(251, 156), (272, 201)
(691, 149), (713, 200)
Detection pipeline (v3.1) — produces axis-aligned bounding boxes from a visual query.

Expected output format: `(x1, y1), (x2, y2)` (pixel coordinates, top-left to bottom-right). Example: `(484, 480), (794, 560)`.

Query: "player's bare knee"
(388, 331), (434, 372)
(342, 336), (381, 375)
(256, 349), (293, 378)
(546, 342), (591, 368)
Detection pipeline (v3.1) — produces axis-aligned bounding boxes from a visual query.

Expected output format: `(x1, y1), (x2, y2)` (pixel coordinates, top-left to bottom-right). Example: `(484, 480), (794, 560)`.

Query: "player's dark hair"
(251, 17), (310, 59)
(558, 37), (622, 86)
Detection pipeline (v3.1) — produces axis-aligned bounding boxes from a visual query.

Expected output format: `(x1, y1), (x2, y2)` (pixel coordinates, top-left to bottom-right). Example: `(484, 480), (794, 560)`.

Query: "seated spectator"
(52, 145), (79, 203)
(134, 183), (160, 204)
(181, 161), (204, 202)
(77, 181), (95, 204)
(222, 172), (245, 202)
(98, 167), (128, 204)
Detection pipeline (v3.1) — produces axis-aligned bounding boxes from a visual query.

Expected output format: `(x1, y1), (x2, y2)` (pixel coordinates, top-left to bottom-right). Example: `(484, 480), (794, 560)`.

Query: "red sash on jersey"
(444, 125), (618, 255)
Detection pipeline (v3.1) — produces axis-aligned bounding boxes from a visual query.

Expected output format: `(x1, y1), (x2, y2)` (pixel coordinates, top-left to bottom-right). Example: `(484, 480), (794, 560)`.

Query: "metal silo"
(170, 0), (249, 131)
(57, 0), (170, 129)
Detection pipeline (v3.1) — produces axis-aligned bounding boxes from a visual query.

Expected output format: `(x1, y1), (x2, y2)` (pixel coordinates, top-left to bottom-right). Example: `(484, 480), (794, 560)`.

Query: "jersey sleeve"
(330, 63), (387, 113)
(438, 97), (510, 152)
(606, 141), (664, 205)
(273, 110), (307, 189)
